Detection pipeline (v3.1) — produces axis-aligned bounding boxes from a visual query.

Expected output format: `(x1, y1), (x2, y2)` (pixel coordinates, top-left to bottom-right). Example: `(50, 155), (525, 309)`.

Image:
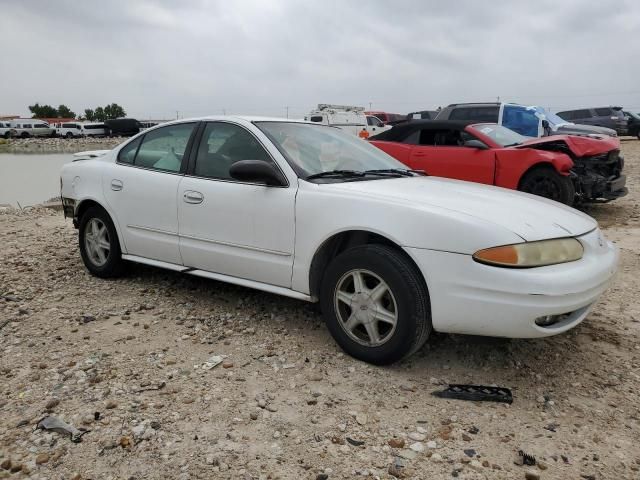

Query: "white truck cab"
(304, 104), (391, 138)
(55, 122), (84, 138)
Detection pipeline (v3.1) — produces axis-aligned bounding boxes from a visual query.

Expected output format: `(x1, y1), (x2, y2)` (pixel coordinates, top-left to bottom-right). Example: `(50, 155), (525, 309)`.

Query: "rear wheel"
(65, 132), (73, 139)
(320, 244), (431, 365)
(20, 132), (29, 138)
(3, 131), (10, 139)
(79, 206), (126, 278)
(519, 167), (575, 206)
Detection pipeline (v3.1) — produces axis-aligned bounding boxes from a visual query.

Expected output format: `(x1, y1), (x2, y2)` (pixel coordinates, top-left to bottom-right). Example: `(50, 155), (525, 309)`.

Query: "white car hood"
(326, 177), (596, 241)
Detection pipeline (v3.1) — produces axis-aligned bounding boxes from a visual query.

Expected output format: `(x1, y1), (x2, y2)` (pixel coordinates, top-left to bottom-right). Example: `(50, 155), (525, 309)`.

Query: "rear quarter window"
(595, 108), (612, 116)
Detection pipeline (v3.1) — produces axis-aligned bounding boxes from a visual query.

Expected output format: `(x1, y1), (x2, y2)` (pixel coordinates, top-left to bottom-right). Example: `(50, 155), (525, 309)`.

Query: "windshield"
(625, 111), (640, 120)
(531, 106), (569, 126)
(471, 123), (527, 147)
(256, 122), (408, 179)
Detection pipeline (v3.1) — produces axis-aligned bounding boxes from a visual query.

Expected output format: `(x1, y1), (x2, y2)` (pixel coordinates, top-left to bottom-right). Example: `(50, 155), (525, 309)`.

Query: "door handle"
(183, 190), (204, 204)
(111, 179), (123, 191)
(413, 152), (427, 157)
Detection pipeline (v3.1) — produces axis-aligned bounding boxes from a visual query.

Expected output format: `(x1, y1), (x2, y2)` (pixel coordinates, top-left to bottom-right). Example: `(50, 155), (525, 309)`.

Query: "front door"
(102, 122), (198, 264)
(406, 128), (496, 185)
(178, 121), (296, 287)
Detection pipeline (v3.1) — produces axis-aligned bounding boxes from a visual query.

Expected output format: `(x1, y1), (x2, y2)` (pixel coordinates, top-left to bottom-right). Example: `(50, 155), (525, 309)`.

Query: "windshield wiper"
(306, 170), (365, 180)
(363, 168), (426, 177)
(503, 142), (522, 147)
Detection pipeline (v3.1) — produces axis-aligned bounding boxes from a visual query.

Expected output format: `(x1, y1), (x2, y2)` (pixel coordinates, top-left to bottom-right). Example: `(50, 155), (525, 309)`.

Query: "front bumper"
(406, 228), (618, 338)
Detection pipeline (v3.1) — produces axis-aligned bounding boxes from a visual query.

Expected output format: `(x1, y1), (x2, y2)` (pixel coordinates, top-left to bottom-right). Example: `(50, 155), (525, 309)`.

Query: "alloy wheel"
(333, 269), (398, 347)
(84, 218), (110, 267)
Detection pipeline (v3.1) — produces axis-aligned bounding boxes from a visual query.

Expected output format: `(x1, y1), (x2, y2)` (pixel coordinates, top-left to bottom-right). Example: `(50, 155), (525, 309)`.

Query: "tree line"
(28, 103), (127, 121)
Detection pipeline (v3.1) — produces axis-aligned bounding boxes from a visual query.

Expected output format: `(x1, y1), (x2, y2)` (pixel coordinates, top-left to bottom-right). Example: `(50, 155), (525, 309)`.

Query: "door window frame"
(184, 120), (290, 188)
(115, 121), (199, 175)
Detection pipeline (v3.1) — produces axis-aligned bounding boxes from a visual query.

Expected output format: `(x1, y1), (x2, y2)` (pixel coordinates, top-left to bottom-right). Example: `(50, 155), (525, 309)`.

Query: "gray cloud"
(1, 0), (639, 120)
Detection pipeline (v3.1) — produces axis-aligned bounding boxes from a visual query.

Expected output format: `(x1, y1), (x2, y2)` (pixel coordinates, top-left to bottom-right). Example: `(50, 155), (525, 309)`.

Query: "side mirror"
(463, 139), (488, 150)
(229, 160), (286, 186)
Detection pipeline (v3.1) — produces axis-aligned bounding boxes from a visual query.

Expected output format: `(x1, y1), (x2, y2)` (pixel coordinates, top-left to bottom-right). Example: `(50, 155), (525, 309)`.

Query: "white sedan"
(60, 117), (618, 365)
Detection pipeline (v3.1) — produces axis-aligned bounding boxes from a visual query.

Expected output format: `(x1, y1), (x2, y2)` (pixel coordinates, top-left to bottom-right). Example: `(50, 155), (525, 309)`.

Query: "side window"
(431, 129), (464, 146)
(574, 109), (591, 119)
(449, 108), (472, 120)
(403, 130), (420, 144)
(134, 123), (196, 172)
(194, 122), (272, 180)
(557, 111), (572, 120)
(117, 137), (142, 164)
(595, 108), (611, 116)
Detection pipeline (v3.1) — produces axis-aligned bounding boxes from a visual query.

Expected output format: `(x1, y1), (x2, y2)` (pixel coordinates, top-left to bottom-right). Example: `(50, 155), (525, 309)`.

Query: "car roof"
(370, 120), (476, 141)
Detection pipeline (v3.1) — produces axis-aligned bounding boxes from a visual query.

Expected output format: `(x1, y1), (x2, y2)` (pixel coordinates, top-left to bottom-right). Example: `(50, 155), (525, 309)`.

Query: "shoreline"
(0, 136), (123, 153)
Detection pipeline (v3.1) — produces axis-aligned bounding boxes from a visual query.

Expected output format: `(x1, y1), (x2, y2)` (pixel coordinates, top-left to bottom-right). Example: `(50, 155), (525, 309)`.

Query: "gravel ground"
(1, 139), (639, 480)
(0, 137), (123, 153)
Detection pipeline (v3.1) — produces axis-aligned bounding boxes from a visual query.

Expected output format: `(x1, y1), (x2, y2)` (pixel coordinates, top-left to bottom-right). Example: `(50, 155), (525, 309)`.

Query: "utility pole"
(369, 102), (372, 110)
(176, 111), (179, 119)
(285, 106), (289, 118)
(222, 108), (226, 115)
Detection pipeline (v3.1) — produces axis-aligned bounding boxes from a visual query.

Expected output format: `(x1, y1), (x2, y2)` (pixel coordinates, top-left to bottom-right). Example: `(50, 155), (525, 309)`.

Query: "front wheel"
(519, 167), (575, 206)
(65, 132), (73, 139)
(3, 131), (10, 139)
(79, 206), (126, 278)
(320, 244), (431, 365)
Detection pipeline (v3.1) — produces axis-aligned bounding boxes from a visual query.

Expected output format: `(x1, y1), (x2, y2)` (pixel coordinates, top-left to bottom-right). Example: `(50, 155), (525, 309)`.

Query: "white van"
(0, 121), (17, 139)
(55, 122), (84, 138)
(304, 104), (391, 138)
(81, 123), (106, 137)
(10, 119), (55, 138)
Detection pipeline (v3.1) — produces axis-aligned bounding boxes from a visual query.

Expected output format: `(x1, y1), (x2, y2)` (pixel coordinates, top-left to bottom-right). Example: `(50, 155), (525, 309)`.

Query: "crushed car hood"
(327, 177), (596, 242)
(517, 134), (619, 157)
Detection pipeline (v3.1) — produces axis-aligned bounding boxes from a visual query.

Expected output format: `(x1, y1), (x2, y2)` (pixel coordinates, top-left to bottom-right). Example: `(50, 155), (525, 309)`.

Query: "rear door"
(177, 121), (296, 287)
(102, 122), (198, 264)
(407, 128), (496, 184)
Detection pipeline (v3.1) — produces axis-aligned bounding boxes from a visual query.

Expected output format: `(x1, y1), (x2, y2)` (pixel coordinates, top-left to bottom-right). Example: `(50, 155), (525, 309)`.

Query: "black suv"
(435, 102), (617, 137)
(556, 107), (628, 136)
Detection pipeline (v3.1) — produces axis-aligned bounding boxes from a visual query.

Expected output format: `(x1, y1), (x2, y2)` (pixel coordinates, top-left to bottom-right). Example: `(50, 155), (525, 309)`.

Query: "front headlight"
(473, 238), (583, 268)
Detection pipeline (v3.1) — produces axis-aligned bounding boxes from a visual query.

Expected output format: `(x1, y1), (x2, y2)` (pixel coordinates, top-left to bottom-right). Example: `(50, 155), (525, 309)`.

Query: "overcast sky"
(1, 0), (639, 120)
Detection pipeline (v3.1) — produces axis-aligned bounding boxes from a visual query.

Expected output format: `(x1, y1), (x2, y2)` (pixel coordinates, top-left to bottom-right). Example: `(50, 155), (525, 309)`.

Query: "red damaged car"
(369, 120), (627, 205)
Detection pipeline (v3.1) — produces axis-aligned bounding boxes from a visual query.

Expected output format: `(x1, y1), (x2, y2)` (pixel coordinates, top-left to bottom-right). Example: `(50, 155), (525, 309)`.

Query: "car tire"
(78, 206), (126, 278)
(320, 244), (431, 365)
(65, 132), (73, 139)
(3, 131), (10, 139)
(20, 132), (29, 138)
(519, 166), (575, 206)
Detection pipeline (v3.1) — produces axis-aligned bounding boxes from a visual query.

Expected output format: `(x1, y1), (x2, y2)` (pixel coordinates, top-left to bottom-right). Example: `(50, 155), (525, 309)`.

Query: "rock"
(388, 438), (405, 449)
(222, 360), (234, 369)
(431, 453), (443, 462)
(464, 449), (476, 458)
(537, 461), (548, 470)
(525, 472), (540, 480)
(409, 442), (425, 453)
(250, 411), (259, 420)
(316, 474), (329, 480)
(426, 440), (437, 449)
(105, 399), (117, 409)
(45, 398), (60, 410)
(35, 453), (49, 465)
(462, 433), (472, 441)
(0, 460), (11, 471)
(355, 413), (368, 425)
(408, 432), (426, 441)
(469, 460), (483, 471)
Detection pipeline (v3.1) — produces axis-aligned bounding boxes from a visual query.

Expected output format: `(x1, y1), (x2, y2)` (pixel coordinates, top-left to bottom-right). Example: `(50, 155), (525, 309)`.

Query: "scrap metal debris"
(36, 416), (89, 443)
(516, 450), (536, 466)
(346, 437), (365, 446)
(201, 355), (224, 370)
(432, 384), (513, 404)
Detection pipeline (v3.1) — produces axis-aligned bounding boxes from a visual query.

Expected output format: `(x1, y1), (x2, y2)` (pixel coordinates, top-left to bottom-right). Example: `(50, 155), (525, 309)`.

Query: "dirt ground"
(1, 140), (639, 480)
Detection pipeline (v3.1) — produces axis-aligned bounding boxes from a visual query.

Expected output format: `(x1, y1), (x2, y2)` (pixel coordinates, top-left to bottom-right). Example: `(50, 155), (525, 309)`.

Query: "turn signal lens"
(473, 238), (583, 268)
